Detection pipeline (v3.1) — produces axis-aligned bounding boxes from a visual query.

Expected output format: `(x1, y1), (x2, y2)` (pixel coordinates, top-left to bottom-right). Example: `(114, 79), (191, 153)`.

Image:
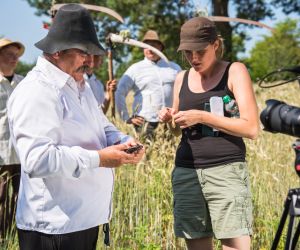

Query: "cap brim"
(177, 42), (209, 52)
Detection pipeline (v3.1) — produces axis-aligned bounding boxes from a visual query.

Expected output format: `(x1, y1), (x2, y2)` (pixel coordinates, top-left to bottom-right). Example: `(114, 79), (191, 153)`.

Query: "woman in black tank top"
(159, 17), (259, 250)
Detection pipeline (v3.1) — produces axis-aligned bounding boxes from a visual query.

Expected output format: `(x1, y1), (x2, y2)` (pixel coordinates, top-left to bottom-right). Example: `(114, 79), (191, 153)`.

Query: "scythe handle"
(107, 48), (115, 118)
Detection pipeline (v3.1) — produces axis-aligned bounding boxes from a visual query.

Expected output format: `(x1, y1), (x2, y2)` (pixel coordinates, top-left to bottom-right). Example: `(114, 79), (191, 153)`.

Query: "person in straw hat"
(7, 4), (144, 250)
(159, 16), (259, 250)
(0, 37), (24, 240)
(115, 29), (181, 139)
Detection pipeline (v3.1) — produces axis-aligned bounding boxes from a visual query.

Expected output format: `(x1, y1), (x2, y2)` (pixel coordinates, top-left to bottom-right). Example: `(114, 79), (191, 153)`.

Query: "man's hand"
(98, 142), (144, 168)
(126, 115), (145, 126)
(106, 79), (117, 92)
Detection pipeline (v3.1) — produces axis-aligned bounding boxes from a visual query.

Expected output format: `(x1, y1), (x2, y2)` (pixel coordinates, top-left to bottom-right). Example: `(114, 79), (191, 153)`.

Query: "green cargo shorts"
(172, 162), (253, 239)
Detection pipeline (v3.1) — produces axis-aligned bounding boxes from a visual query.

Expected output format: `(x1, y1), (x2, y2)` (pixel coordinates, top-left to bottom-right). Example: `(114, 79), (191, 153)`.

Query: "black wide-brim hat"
(35, 4), (105, 55)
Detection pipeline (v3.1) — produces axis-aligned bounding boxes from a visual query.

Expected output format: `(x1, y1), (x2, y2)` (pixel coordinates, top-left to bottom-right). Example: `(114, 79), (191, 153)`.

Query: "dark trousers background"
(18, 226), (99, 250)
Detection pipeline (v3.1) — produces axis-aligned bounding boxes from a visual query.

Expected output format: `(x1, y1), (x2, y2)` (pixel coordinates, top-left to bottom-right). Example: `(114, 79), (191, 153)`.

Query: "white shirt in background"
(84, 73), (105, 106)
(115, 57), (181, 122)
(0, 73), (23, 165)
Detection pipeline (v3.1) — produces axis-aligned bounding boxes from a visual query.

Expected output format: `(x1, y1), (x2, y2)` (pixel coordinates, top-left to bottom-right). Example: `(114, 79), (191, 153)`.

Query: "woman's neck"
(195, 59), (220, 80)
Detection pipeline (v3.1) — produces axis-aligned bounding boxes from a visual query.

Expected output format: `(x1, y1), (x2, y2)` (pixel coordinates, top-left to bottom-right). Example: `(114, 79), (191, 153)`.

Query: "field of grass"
(2, 82), (300, 250)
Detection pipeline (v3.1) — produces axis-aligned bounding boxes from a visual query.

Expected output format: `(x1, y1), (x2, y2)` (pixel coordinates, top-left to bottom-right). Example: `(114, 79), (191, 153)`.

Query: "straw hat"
(142, 30), (164, 50)
(35, 4), (105, 55)
(0, 38), (25, 57)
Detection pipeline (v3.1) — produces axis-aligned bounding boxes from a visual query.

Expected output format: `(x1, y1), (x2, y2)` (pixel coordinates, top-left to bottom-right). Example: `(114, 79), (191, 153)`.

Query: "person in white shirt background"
(7, 4), (144, 250)
(84, 55), (117, 114)
(0, 38), (24, 240)
(115, 30), (181, 139)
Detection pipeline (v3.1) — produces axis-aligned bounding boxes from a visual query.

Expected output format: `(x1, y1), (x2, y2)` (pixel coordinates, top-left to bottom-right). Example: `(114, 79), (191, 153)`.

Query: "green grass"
(3, 82), (300, 250)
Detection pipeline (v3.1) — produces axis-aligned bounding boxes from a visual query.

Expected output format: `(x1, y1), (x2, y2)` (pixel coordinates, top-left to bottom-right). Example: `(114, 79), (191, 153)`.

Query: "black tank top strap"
(179, 69), (190, 98)
(222, 62), (235, 98)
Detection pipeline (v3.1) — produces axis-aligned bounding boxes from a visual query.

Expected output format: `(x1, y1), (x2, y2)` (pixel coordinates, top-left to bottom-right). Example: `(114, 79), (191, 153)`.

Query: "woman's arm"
(159, 71), (185, 137)
(173, 63), (260, 139)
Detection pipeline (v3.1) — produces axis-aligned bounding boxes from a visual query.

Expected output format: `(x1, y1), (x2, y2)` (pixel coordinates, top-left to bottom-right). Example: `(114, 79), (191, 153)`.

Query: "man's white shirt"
(7, 56), (130, 234)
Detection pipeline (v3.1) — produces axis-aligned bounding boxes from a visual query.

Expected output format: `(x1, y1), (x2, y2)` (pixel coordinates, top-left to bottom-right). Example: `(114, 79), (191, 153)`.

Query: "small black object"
(103, 223), (110, 246)
(124, 144), (143, 154)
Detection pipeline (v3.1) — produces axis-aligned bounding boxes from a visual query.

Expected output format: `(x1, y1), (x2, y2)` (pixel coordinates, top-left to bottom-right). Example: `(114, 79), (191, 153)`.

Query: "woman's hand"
(173, 109), (204, 129)
(159, 107), (177, 123)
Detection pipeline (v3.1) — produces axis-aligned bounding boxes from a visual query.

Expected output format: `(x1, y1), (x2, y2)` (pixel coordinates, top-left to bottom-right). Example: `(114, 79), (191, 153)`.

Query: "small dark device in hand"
(124, 144), (143, 154)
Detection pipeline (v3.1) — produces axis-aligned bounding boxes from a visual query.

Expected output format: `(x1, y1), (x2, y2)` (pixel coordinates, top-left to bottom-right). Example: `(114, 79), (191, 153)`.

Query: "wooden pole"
(107, 46), (115, 118)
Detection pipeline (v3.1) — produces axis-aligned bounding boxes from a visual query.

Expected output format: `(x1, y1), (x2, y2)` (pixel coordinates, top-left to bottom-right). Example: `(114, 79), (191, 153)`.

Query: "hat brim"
(0, 41), (25, 57)
(143, 39), (164, 50)
(35, 37), (105, 56)
(177, 42), (209, 52)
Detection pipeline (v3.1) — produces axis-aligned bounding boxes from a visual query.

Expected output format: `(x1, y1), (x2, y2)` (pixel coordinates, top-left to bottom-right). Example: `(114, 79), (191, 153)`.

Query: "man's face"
(143, 41), (163, 62)
(58, 49), (92, 81)
(0, 45), (21, 72)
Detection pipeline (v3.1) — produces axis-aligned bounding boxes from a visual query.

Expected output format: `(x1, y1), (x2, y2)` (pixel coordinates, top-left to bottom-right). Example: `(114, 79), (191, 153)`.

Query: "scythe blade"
(208, 16), (274, 31)
(51, 3), (124, 23)
(108, 33), (169, 63)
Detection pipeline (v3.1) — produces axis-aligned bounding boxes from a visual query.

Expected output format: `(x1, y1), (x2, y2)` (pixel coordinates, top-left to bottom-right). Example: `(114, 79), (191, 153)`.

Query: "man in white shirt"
(84, 55), (117, 114)
(7, 4), (144, 250)
(0, 38), (24, 239)
(115, 30), (181, 139)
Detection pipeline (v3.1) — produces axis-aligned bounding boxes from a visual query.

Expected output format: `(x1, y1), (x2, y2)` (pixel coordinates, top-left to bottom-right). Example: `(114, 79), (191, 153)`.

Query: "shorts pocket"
(231, 162), (249, 184)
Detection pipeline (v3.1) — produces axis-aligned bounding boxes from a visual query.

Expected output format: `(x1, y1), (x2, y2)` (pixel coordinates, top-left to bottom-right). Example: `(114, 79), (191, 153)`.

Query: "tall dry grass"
(2, 82), (300, 250)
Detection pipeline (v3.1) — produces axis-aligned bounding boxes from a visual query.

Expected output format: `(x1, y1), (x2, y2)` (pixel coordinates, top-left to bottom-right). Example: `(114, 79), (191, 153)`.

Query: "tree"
(271, 0), (300, 14)
(15, 61), (35, 76)
(25, 0), (299, 64)
(246, 19), (300, 81)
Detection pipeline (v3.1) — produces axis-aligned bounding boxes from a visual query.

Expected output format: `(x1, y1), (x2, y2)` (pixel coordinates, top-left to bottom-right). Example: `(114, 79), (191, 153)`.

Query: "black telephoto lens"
(260, 99), (300, 137)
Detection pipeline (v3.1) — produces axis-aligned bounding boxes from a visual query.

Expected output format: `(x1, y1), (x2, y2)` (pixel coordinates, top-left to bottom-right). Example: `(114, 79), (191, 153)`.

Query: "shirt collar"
(83, 73), (96, 81)
(36, 56), (73, 89)
(0, 74), (8, 82)
(143, 57), (163, 65)
(0, 73), (16, 83)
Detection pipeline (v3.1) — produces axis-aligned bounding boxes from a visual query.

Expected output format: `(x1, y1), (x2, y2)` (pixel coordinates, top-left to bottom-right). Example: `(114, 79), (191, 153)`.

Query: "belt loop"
(103, 223), (110, 246)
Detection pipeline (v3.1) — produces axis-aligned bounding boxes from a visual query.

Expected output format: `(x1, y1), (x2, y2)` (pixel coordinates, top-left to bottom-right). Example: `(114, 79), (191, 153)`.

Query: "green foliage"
(24, 0), (300, 66)
(231, 33), (246, 61)
(271, 0), (300, 14)
(246, 18), (300, 81)
(24, 0), (300, 79)
(15, 61), (35, 76)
